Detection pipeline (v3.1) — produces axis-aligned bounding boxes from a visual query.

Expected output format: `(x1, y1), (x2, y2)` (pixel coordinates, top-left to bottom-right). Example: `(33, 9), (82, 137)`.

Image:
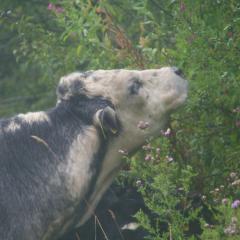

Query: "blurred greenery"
(1, 0), (240, 239)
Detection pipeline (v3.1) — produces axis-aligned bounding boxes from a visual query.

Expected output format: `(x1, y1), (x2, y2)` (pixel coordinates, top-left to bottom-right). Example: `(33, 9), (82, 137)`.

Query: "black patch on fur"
(0, 94), (120, 239)
(0, 108), (83, 239)
(128, 77), (143, 95)
(57, 83), (68, 97)
(72, 78), (84, 90)
(93, 76), (100, 82)
(57, 78), (85, 100)
(67, 95), (115, 125)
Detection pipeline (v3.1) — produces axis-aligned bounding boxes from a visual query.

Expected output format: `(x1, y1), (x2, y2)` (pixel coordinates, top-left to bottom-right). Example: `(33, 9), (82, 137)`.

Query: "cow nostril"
(174, 68), (184, 77)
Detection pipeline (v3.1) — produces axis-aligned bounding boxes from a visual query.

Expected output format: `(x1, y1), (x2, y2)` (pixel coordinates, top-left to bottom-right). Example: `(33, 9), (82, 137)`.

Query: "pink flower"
(48, 3), (54, 10)
(56, 6), (64, 13)
(165, 128), (171, 136)
(137, 121), (150, 130)
(222, 198), (228, 205)
(231, 200), (240, 209)
(145, 154), (153, 161)
(180, 1), (186, 12)
(161, 128), (171, 137)
(47, 3), (64, 14)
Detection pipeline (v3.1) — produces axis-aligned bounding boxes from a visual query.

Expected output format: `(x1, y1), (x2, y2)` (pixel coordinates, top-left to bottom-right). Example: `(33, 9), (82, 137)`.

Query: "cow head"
(57, 67), (187, 151)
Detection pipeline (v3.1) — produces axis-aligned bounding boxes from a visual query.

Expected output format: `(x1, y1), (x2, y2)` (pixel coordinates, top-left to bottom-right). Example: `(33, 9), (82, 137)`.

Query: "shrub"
(1, 0), (240, 239)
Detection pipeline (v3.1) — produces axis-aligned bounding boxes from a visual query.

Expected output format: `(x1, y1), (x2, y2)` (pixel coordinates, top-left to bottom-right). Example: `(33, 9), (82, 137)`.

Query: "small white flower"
(118, 149), (128, 155)
(166, 155), (173, 162)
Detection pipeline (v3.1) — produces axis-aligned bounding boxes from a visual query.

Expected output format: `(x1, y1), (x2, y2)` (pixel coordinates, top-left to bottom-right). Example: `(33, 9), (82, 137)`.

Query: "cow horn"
(94, 106), (120, 135)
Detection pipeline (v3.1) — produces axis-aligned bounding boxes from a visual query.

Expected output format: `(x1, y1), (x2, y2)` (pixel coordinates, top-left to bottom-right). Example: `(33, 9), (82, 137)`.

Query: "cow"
(0, 67), (187, 240)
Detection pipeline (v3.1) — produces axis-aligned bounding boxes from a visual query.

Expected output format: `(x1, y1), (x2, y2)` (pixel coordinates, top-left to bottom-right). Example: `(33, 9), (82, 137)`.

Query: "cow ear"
(57, 74), (86, 101)
(94, 106), (120, 135)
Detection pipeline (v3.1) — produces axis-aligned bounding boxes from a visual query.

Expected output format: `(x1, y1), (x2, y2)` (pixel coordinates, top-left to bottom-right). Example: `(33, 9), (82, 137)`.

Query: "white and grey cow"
(0, 67), (187, 240)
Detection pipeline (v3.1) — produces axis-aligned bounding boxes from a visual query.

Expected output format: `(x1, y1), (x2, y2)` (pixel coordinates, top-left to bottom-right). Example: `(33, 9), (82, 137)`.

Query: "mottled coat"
(0, 68), (187, 239)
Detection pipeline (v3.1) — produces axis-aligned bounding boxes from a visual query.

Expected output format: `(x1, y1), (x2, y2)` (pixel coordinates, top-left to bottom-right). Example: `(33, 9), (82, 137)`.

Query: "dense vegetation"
(1, 0), (240, 239)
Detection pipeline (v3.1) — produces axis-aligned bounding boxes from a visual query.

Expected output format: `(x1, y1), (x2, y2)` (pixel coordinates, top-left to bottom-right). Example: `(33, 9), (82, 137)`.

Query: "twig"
(31, 135), (59, 160)
(76, 232), (81, 240)
(169, 223), (172, 240)
(108, 209), (125, 240)
(83, 198), (110, 240)
(96, 7), (146, 69)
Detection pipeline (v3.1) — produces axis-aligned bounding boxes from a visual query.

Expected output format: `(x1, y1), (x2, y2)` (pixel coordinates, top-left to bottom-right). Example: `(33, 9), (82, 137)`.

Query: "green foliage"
(130, 136), (198, 239)
(1, 0), (240, 239)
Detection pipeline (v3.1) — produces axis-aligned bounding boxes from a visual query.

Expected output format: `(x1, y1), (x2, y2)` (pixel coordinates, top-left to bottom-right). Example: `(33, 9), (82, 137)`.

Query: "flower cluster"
(142, 143), (162, 163)
(47, 3), (64, 14)
(206, 172), (240, 236)
(222, 198), (228, 205)
(161, 128), (171, 137)
(233, 107), (240, 113)
(179, 1), (186, 12)
(224, 217), (239, 236)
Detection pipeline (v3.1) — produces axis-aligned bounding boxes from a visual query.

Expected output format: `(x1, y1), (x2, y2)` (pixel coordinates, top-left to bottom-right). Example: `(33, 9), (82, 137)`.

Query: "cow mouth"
(161, 78), (188, 112)
(170, 80), (188, 110)
(171, 92), (188, 110)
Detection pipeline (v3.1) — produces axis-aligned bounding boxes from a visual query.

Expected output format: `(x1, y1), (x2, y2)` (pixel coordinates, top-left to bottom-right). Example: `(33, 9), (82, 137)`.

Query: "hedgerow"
(1, 0), (240, 239)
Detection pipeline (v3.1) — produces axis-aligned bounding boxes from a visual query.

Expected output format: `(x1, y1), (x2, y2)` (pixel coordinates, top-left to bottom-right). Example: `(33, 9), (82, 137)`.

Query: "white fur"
(4, 121), (21, 132)
(18, 112), (51, 124)
(58, 67), (188, 226)
(45, 127), (101, 236)
(58, 68), (187, 109)
(59, 126), (100, 199)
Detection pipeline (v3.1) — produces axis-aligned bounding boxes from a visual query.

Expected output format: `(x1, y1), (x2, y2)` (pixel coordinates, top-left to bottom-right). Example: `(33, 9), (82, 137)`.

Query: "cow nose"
(173, 67), (184, 77)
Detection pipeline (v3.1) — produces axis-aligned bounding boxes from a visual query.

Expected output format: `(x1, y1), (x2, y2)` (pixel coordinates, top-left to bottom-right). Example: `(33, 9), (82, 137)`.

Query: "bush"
(1, 0), (240, 239)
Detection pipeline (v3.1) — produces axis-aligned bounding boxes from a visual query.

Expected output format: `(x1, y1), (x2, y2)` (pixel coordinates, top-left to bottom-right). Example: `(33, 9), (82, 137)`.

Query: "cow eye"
(128, 78), (143, 95)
